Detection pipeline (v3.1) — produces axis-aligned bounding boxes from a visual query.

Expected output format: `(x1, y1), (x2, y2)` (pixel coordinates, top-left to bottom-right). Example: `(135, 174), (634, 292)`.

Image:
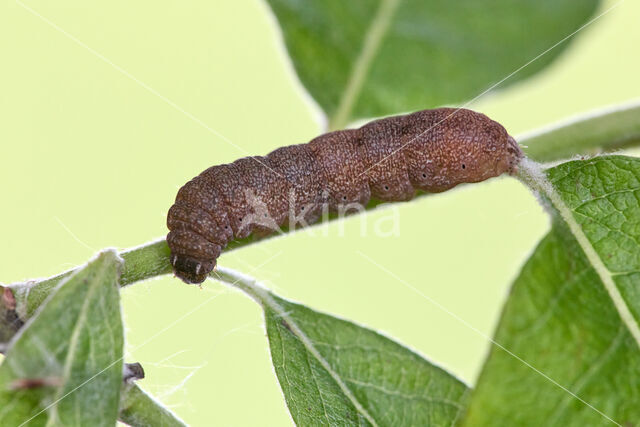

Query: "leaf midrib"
(218, 268), (380, 426)
(45, 265), (107, 426)
(548, 182), (640, 346)
(267, 295), (378, 426)
(523, 159), (640, 349)
(329, 0), (401, 130)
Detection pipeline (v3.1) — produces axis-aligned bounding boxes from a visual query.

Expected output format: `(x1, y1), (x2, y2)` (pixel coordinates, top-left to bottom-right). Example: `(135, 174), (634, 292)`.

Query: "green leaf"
(265, 0), (599, 129)
(119, 383), (186, 427)
(213, 268), (469, 426)
(463, 156), (640, 425)
(0, 250), (124, 427)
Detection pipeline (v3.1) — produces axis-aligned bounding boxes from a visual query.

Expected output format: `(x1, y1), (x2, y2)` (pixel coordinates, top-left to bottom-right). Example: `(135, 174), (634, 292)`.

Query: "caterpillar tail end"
(170, 253), (213, 284)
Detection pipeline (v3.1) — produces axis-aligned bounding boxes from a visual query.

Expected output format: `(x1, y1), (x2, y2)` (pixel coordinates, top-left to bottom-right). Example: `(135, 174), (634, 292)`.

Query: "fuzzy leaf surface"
(464, 156), (640, 426)
(0, 250), (124, 426)
(263, 292), (469, 426)
(119, 383), (186, 427)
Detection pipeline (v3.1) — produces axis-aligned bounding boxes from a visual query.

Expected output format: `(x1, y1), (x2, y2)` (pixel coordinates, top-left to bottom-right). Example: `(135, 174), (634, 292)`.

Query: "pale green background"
(1, 0), (639, 425)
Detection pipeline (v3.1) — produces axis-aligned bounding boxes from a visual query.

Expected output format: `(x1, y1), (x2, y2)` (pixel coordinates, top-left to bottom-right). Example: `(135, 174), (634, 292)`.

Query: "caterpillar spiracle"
(167, 108), (523, 284)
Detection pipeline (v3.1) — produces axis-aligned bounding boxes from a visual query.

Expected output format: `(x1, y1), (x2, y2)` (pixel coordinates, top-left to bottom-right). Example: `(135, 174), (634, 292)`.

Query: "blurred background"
(1, 0), (639, 424)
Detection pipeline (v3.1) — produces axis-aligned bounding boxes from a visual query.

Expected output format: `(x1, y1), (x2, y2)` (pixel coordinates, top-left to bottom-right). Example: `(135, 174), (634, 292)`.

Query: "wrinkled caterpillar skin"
(167, 108), (523, 283)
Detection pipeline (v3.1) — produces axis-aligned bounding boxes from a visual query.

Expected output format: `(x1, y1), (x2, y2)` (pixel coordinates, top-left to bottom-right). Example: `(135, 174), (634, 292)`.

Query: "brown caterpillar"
(167, 108), (522, 283)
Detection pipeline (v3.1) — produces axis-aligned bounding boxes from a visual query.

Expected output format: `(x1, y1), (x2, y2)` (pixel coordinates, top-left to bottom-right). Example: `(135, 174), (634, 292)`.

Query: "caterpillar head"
(170, 253), (214, 284)
(407, 108), (523, 192)
(166, 229), (219, 284)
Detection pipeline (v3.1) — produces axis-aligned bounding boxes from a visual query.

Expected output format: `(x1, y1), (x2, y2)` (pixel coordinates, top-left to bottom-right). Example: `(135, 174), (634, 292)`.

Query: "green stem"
(520, 100), (640, 162)
(4, 101), (640, 323)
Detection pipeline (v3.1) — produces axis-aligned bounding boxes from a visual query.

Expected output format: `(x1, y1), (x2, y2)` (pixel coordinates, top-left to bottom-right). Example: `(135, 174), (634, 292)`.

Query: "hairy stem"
(520, 99), (640, 161)
(3, 101), (640, 327)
